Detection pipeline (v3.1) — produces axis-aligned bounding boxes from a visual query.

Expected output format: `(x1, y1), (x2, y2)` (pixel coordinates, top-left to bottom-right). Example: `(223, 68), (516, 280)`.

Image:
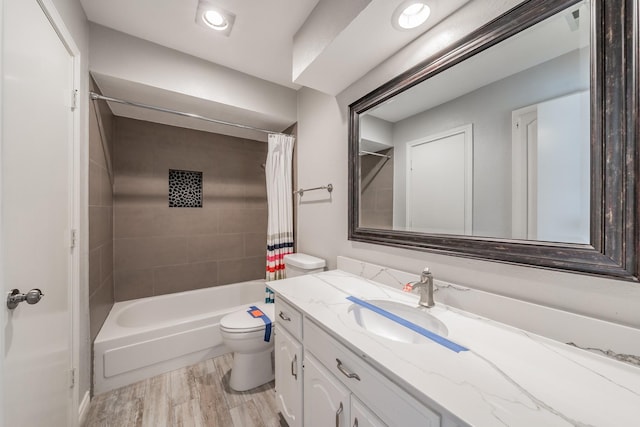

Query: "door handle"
(7, 288), (44, 309)
(335, 402), (343, 427)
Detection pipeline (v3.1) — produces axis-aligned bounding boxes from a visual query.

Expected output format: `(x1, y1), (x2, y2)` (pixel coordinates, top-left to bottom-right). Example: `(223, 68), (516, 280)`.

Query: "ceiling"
(80, 0), (320, 89)
(367, 1), (589, 123)
(79, 0), (475, 138)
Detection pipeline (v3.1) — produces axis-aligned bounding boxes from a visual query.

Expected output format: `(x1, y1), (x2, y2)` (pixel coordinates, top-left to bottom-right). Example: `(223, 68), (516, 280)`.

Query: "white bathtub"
(94, 280), (266, 395)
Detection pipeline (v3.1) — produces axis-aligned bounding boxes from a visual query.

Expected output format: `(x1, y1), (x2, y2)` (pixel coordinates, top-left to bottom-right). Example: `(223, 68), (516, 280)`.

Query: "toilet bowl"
(220, 302), (275, 391)
(220, 253), (326, 391)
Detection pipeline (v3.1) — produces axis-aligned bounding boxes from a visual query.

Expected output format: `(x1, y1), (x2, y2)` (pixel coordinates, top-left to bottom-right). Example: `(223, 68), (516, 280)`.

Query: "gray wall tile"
(114, 269), (154, 301)
(89, 248), (101, 296)
(187, 233), (244, 263)
(114, 236), (189, 272)
(244, 233), (267, 257)
(89, 275), (114, 341)
(113, 118), (269, 301)
(153, 262), (218, 295)
(218, 256), (266, 285)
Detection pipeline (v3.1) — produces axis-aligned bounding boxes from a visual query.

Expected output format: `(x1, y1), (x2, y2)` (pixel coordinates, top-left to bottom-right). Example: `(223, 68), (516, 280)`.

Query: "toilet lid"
(220, 303), (275, 333)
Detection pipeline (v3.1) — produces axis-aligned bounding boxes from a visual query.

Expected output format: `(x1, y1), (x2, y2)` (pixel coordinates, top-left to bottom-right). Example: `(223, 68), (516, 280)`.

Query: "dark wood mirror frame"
(348, 0), (640, 281)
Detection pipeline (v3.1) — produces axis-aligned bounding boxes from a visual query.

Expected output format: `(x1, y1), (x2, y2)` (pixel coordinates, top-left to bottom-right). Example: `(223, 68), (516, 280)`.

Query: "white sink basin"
(348, 299), (448, 344)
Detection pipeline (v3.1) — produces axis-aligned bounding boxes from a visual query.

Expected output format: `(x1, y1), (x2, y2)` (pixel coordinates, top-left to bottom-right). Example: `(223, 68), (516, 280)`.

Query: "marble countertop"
(268, 270), (640, 427)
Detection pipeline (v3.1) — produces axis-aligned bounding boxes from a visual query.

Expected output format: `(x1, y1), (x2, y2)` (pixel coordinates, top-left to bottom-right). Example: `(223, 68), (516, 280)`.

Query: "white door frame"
(511, 105), (538, 240)
(405, 124), (473, 235)
(0, 0), (82, 424)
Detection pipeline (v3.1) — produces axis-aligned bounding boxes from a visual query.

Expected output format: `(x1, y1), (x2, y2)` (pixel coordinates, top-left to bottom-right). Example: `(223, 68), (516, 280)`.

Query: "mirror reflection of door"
(406, 124), (473, 235)
(511, 91), (590, 244)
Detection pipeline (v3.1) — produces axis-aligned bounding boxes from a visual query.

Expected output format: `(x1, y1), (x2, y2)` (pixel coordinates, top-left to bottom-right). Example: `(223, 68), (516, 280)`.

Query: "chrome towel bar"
(293, 184), (333, 196)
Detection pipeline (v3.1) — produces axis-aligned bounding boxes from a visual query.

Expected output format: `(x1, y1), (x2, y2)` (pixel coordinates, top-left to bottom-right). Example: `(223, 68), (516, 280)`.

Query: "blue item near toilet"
(247, 306), (272, 342)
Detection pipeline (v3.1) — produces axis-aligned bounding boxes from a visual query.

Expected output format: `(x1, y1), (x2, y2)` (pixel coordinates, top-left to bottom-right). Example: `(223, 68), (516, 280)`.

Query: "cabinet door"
(275, 327), (303, 427)
(351, 397), (387, 427)
(304, 354), (351, 427)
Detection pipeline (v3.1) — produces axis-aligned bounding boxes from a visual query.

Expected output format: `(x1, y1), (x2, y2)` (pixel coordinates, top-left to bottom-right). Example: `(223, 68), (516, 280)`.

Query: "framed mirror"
(348, 0), (639, 280)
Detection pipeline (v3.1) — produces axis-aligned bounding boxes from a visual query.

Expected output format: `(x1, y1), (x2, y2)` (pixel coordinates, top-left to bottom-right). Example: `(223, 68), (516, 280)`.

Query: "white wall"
(360, 114), (393, 151)
(391, 49), (588, 237)
(296, 0), (640, 330)
(50, 0), (91, 418)
(89, 24), (297, 125)
(535, 92), (590, 243)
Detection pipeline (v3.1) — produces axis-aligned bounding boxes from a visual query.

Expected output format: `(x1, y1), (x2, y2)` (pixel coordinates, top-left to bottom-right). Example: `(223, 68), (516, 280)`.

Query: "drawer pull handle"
(353, 418), (358, 427)
(336, 402), (343, 427)
(279, 311), (291, 321)
(336, 358), (361, 381)
(291, 354), (298, 380)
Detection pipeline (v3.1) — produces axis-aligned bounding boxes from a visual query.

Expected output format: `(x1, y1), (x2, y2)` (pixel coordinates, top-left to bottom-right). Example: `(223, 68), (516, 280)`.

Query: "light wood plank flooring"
(85, 353), (285, 427)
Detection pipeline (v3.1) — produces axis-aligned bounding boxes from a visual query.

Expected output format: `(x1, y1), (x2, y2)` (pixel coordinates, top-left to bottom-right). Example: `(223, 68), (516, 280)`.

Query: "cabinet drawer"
(275, 298), (302, 340)
(304, 318), (440, 427)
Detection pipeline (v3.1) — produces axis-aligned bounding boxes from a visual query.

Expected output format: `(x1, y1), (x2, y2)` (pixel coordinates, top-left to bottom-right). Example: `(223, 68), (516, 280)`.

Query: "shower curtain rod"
(89, 92), (293, 137)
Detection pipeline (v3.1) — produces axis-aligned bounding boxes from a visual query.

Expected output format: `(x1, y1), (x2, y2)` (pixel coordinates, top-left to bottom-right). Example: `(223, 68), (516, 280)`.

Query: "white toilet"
(220, 253), (326, 391)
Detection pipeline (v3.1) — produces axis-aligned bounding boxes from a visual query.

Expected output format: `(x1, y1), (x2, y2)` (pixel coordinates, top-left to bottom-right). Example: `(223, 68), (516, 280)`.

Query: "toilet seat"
(220, 303), (275, 334)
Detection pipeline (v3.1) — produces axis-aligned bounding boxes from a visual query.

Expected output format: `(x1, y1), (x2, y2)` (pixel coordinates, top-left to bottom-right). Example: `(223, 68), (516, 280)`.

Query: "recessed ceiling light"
(195, 0), (236, 36)
(203, 10), (228, 31)
(393, 1), (431, 30)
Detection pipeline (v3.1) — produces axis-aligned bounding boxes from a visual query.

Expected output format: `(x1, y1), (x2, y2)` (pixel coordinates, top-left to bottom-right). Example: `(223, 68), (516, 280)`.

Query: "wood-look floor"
(85, 353), (286, 427)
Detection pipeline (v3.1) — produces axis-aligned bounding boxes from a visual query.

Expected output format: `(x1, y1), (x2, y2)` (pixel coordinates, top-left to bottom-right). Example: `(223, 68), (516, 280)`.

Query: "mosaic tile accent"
(169, 169), (202, 208)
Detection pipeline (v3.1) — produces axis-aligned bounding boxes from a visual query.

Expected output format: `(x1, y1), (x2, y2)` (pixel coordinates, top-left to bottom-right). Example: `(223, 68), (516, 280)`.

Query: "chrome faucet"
(410, 268), (435, 308)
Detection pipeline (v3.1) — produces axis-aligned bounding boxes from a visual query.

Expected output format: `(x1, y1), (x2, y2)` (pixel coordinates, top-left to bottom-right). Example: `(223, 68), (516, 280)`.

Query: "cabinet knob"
(336, 401), (344, 427)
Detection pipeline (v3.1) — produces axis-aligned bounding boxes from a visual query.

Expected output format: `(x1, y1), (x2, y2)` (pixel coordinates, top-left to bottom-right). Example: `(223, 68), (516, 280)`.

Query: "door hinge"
(69, 368), (76, 388)
(71, 89), (78, 110)
(70, 229), (77, 249)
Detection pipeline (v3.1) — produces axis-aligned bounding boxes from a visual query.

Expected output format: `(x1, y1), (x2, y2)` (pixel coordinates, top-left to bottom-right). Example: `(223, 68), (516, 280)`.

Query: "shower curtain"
(264, 133), (295, 303)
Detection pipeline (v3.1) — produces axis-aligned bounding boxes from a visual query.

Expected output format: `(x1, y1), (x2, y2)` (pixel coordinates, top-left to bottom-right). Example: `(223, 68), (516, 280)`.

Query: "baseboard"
(78, 390), (90, 426)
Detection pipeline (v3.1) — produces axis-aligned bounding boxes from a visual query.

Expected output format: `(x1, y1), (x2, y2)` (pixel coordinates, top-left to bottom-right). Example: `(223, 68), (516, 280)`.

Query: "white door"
(2, 0), (76, 426)
(303, 354), (350, 427)
(511, 92), (590, 244)
(511, 107), (538, 240)
(275, 327), (303, 427)
(406, 124), (473, 235)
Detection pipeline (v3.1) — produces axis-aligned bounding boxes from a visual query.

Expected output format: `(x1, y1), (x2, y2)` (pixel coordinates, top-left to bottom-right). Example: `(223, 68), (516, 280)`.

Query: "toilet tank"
(284, 253), (326, 277)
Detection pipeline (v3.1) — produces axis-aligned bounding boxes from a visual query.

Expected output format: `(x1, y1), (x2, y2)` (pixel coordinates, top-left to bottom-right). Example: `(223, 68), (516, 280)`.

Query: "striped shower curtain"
(264, 133), (295, 303)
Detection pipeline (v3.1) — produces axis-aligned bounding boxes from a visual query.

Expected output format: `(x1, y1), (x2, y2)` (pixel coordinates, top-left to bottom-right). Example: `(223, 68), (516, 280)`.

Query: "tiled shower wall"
(360, 148), (394, 229)
(88, 80), (115, 344)
(113, 118), (268, 301)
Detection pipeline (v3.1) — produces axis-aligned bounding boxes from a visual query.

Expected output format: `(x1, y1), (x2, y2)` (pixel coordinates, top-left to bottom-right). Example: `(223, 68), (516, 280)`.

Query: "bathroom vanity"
(269, 267), (640, 427)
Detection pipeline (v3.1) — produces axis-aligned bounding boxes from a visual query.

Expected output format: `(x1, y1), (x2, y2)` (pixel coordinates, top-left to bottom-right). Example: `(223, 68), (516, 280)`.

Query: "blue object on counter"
(346, 296), (468, 353)
(247, 306), (272, 342)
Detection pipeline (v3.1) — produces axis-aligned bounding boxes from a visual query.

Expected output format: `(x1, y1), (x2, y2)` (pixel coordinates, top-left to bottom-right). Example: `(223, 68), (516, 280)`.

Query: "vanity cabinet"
(303, 354), (351, 427)
(304, 352), (387, 427)
(274, 299), (304, 427)
(275, 326), (302, 427)
(303, 318), (440, 427)
(274, 297), (443, 427)
(351, 396), (386, 427)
